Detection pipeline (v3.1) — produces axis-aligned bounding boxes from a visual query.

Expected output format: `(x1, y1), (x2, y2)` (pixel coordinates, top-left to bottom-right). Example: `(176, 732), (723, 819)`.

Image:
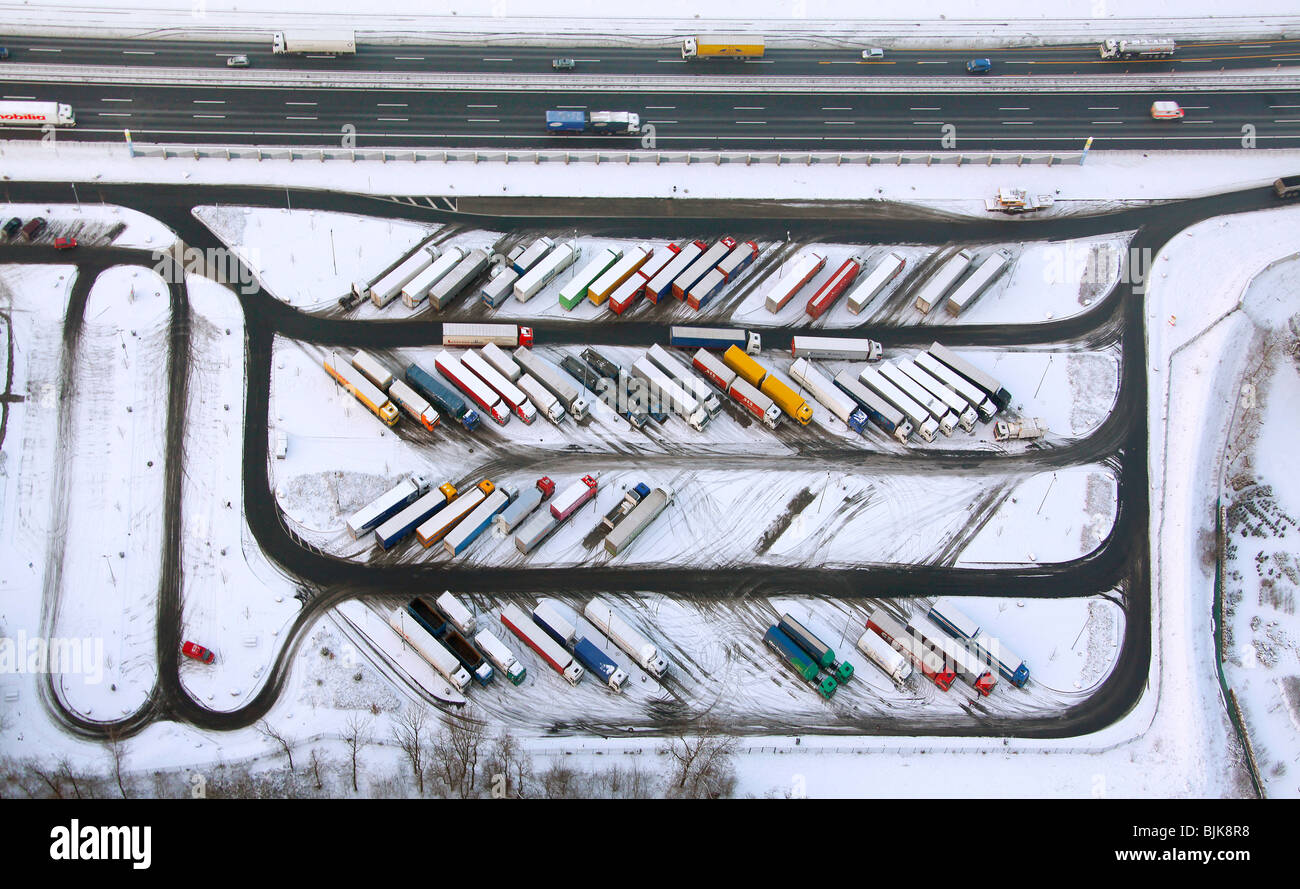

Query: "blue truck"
(668, 326), (761, 354)
(764, 625), (837, 700)
(374, 483), (458, 550)
(405, 363), (481, 431)
(545, 109), (641, 135)
(405, 598), (446, 638)
(573, 637), (628, 692)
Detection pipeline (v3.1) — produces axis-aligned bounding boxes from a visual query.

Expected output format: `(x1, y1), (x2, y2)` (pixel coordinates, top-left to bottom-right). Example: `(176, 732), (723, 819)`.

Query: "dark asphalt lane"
(3, 33), (1299, 77)
(3, 81), (1299, 149)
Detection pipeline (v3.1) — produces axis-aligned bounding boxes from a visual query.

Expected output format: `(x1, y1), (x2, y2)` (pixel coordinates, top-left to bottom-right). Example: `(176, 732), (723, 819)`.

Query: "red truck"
(806, 256), (862, 319)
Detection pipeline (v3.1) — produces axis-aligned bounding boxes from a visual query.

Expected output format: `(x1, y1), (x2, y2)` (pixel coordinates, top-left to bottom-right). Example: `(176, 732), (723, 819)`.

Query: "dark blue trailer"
(573, 637), (628, 692)
(405, 362), (480, 430)
(545, 109), (586, 132)
(374, 485), (456, 550)
(405, 598), (446, 638)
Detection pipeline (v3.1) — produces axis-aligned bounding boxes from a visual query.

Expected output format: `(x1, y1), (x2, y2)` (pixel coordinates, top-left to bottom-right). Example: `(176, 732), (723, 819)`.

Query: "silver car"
(226, 55), (250, 68)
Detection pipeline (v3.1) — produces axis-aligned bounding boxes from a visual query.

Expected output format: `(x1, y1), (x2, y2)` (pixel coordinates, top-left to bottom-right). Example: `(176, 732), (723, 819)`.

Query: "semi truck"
(722, 344), (766, 387)
(401, 247), (463, 308)
(646, 241), (706, 304)
(856, 629), (914, 683)
(501, 603), (584, 686)
(860, 367), (940, 442)
(896, 359), (978, 433)
(442, 323), (536, 349)
(559, 248), (621, 310)
(406, 597), (447, 638)
(461, 350), (536, 423)
(685, 269), (727, 311)
(511, 237), (555, 274)
(415, 479), (495, 548)
(912, 250), (973, 314)
(389, 607), (472, 692)
(670, 326), (761, 354)
(346, 474), (432, 539)
(435, 350), (510, 426)
(514, 347), (590, 420)
(0, 100), (76, 127)
(604, 486), (672, 556)
(440, 626), (495, 686)
(374, 483), (458, 550)
(387, 379), (441, 431)
(833, 370), (913, 443)
(493, 476), (556, 535)
(647, 344), (722, 417)
(587, 245), (651, 306)
(578, 351), (653, 430)
(583, 597), (670, 678)
(479, 267), (519, 309)
(368, 248), (434, 308)
(760, 371), (814, 426)
(729, 378), (783, 429)
(764, 625), (837, 699)
(879, 361), (958, 436)
(442, 486), (513, 556)
(1098, 37), (1176, 59)
(908, 615), (996, 695)
(515, 243), (580, 303)
(351, 349), (394, 391)
(928, 595), (1031, 686)
(601, 483), (649, 532)
(272, 31), (356, 54)
(405, 363), (481, 431)
(805, 255), (863, 320)
(927, 342), (1012, 411)
(481, 342), (524, 380)
(994, 418), (1046, 441)
(631, 356), (710, 431)
(435, 591), (477, 636)
(715, 240), (759, 280)
(789, 358), (869, 434)
(545, 109), (641, 135)
(573, 638), (629, 692)
(474, 629), (527, 685)
(944, 249), (1011, 316)
(913, 351), (996, 420)
(561, 355), (610, 401)
(550, 475), (598, 521)
(865, 608), (955, 691)
(514, 508), (561, 555)
(428, 248), (490, 310)
(682, 35), (765, 59)
(517, 374), (567, 425)
(779, 613), (854, 683)
(1273, 176), (1300, 199)
(608, 272), (649, 316)
(672, 238), (736, 301)
(846, 251), (906, 314)
(790, 335), (882, 362)
(765, 252), (827, 313)
(323, 353), (400, 427)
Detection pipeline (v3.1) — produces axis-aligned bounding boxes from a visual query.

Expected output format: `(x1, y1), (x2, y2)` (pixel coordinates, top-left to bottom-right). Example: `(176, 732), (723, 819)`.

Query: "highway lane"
(5, 81), (1300, 149)
(3, 33), (1300, 77)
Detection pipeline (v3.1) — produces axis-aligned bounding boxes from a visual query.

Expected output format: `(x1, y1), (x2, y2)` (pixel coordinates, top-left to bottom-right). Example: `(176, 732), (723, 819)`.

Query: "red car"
(54, 237), (77, 250)
(181, 641), (215, 664)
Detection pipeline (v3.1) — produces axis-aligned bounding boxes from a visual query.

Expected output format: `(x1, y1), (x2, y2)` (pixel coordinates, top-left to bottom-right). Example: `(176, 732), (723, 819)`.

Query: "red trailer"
(866, 609), (955, 691)
(806, 256), (863, 320)
(434, 349), (510, 425)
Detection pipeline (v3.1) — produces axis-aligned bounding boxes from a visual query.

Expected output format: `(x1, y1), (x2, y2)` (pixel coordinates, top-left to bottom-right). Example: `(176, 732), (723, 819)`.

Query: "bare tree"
(431, 709), (486, 798)
(482, 729), (534, 799)
(539, 760), (585, 799)
(341, 712), (372, 794)
(258, 719), (295, 771)
(104, 728), (130, 799)
(662, 719), (739, 799)
(391, 705), (431, 795)
(309, 748), (327, 792)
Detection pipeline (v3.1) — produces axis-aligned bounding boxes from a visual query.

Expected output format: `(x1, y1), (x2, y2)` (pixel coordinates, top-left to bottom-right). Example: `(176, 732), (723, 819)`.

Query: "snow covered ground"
(0, 203), (176, 251)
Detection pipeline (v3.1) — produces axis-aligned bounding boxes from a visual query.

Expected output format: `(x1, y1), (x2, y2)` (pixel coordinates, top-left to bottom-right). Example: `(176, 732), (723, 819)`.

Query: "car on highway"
(226, 55), (250, 67)
(0, 47), (10, 60)
(861, 48), (885, 61)
(551, 57), (575, 70)
(54, 237), (77, 250)
(20, 218), (46, 241)
(3, 217), (20, 238)
(1150, 101), (1184, 119)
(182, 641), (216, 664)
(966, 58), (993, 74)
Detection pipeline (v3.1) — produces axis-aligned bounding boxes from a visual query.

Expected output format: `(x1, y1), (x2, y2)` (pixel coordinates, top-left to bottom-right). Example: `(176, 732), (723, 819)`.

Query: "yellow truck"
(760, 374), (814, 426)
(682, 35), (765, 60)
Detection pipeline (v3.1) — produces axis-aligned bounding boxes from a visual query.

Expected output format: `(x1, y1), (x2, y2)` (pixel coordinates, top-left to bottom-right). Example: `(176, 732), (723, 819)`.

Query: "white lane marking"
(734, 120), (766, 125)
(467, 104), (498, 108)
(1090, 120), (1123, 125)
(394, 57), (425, 61)
(822, 107), (853, 111)
(556, 105), (587, 109)
(1088, 106), (1120, 110)
(656, 59), (686, 63)
(646, 120), (677, 124)
(101, 97), (132, 102)
(467, 118), (499, 123)
(193, 114), (226, 118)
(999, 106), (1030, 111)
(1273, 119), (1300, 123)
(733, 106), (765, 110)
(123, 50), (155, 55)
(28, 48), (63, 53)
(376, 103), (407, 107)
(193, 99), (226, 104)
(823, 120), (856, 125)
(286, 116), (318, 120)
(377, 117), (409, 122)
(910, 107), (941, 111)
(286, 101), (317, 106)
(1180, 120), (1215, 124)
(1001, 121), (1035, 125)
(645, 105), (676, 109)
(1269, 104), (1300, 108)
(483, 57), (513, 62)
(3, 95), (36, 100)
(97, 112), (132, 117)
